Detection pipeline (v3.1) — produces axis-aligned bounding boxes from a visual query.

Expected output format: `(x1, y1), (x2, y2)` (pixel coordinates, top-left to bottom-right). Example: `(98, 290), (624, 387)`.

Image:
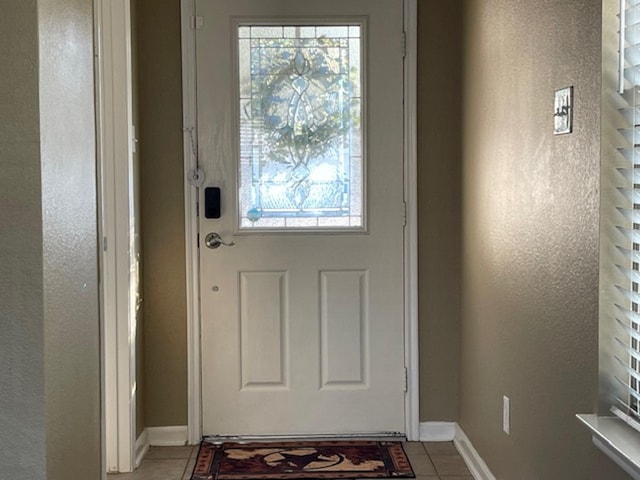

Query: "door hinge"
(401, 31), (407, 58)
(103, 236), (108, 252)
(197, 233), (200, 248)
(196, 201), (200, 217)
(402, 201), (407, 227)
(404, 367), (408, 392)
(191, 15), (204, 30)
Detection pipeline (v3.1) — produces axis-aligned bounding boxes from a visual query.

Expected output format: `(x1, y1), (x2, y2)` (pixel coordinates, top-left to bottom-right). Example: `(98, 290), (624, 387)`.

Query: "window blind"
(612, 0), (640, 433)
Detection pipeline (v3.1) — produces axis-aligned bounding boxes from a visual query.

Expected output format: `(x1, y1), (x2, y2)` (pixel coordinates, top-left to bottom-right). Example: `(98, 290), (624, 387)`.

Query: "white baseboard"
(454, 425), (496, 480)
(147, 425), (189, 446)
(135, 429), (150, 467)
(419, 422), (456, 441)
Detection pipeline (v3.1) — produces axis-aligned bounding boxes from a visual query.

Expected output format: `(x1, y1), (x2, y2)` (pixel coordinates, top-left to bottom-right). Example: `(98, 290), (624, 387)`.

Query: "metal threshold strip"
(203, 432), (406, 444)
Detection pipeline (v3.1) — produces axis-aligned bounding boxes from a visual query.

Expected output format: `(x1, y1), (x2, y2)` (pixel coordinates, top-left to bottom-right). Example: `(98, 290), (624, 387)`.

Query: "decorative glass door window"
(237, 23), (364, 230)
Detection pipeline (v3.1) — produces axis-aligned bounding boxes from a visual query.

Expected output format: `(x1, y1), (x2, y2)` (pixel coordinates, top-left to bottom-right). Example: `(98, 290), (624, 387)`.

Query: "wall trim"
(180, 0), (203, 447)
(95, 0), (107, 475)
(403, 0), (420, 442)
(419, 422), (456, 441)
(135, 429), (150, 467)
(147, 426), (189, 447)
(96, 0), (137, 473)
(454, 425), (497, 480)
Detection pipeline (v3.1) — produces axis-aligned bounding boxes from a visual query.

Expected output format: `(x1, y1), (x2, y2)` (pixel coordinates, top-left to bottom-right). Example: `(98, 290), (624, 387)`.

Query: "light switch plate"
(503, 395), (510, 435)
(554, 86), (573, 135)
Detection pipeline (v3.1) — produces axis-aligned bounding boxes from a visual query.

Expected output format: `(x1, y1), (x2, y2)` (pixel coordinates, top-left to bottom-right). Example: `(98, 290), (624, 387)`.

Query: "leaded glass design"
(237, 24), (363, 230)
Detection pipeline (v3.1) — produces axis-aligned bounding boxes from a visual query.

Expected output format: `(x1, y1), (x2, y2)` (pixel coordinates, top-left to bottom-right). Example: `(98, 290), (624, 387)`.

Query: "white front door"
(195, 0), (406, 437)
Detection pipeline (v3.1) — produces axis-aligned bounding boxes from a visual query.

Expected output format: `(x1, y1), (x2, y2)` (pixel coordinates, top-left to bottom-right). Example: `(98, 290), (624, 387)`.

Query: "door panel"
(239, 271), (288, 389)
(196, 0), (405, 436)
(320, 270), (369, 388)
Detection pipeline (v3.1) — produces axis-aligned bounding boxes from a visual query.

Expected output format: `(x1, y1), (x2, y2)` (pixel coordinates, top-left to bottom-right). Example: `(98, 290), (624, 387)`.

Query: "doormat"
(190, 440), (415, 479)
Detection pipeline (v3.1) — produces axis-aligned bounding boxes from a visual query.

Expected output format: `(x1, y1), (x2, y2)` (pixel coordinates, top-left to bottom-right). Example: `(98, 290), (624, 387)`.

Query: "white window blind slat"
(615, 375), (640, 404)
(612, 0), (640, 434)
(615, 188), (640, 203)
(621, 128), (640, 144)
(616, 285), (640, 305)
(616, 148), (640, 163)
(616, 303), (640, 323)
(625, 2), (640, 26)
(616, 167), (636, 183)
(615, 338), (640, 361)
(617, 247), (640, 265)
(616, 357), (640, 383)
(619, 107), (640, 124)
(624, 46), (640, 67)
(616, 225), (640, 243)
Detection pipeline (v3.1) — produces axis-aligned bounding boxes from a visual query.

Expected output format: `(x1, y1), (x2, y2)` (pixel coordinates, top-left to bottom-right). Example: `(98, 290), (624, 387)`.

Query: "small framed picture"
(554, 86), (573, 135)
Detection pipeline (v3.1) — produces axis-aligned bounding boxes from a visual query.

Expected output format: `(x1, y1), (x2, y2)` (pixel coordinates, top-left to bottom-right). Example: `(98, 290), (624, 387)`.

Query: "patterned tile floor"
(107, 441), (473, 480)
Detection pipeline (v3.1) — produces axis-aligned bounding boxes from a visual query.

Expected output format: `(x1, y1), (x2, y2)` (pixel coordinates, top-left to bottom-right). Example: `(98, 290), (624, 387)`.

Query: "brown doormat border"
(191, 440), (415, 479)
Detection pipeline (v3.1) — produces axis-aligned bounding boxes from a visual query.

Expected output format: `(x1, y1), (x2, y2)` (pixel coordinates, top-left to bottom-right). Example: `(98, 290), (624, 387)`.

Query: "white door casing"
(97, 0), (138, 472)
(181, 0), (419, 440)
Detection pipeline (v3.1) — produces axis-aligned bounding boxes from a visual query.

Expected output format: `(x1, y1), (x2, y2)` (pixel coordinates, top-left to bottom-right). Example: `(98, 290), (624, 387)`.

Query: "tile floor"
(107, 441), (473, 480)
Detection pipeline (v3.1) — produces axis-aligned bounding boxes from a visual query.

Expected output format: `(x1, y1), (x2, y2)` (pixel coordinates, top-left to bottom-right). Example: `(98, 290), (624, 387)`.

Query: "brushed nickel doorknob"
(204, 232), (235, 249)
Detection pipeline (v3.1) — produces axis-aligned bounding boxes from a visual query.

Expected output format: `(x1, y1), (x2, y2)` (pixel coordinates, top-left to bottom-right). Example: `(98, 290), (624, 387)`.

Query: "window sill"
(577, 414), (640, 479)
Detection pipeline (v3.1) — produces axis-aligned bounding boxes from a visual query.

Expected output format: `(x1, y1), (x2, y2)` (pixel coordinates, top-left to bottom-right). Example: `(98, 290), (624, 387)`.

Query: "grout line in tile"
(181, 458), (190, 480)
(183, 446), (197, 479)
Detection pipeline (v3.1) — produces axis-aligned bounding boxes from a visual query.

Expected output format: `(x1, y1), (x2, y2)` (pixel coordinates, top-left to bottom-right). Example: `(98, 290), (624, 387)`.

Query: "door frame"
(180, 0), (419, 443)
(96, 0), (138, 472)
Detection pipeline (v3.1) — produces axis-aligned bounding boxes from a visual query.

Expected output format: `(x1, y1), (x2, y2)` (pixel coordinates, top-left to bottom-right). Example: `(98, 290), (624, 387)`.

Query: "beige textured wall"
(417, 0), (463, 422)
(0, 0), (100, 477)
(459, 0), (626, 478)
(137, 0), (188, 426)
(39, 0), (102, 476)
(0, 1), (46, 475)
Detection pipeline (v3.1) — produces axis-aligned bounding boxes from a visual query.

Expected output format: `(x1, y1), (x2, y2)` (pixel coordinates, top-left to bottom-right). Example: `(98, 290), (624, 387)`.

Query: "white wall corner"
(454, 424), (497, 480)
(419, 421), (457, 441)
(135, 429), (150, 467)
(147, 426), (189, 446)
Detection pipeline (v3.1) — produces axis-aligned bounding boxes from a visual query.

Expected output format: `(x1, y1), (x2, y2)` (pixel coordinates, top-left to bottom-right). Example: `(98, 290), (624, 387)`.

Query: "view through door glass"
(237, 24), (364, 230)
